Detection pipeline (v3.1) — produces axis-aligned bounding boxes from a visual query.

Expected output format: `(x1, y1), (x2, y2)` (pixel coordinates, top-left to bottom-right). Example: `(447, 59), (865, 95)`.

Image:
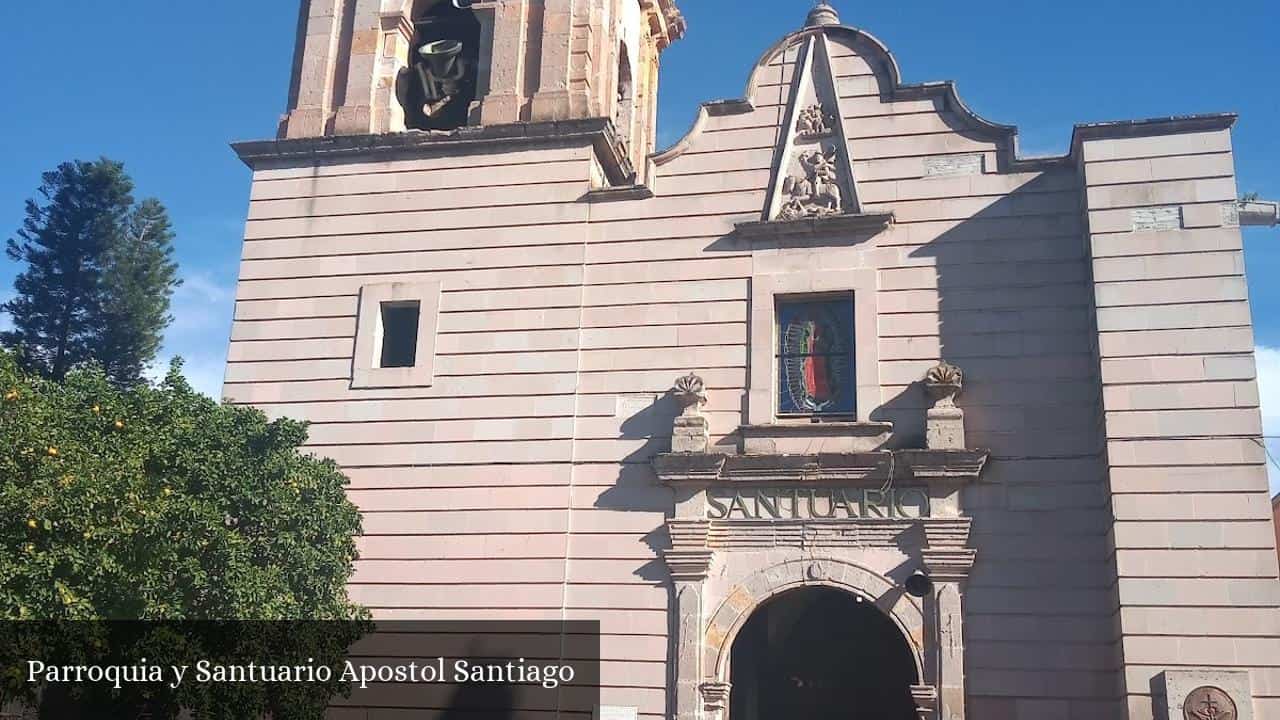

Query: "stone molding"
(665, 519), (713, 582)
(233, 117), (635, 184)
(654, 449), (989, 486)
(351, 280), (441, 389)
(701, 558), (927, 682)
(738, 421), (892, 455)
(707, 518), (972, 552)
(1069, 113), (1237, 146)
(910, 684), (939, 720)
(746, 269), (880, 424)
(698, 681), (730, 714)
(664, 549), (715, 583)
(651, 19), (1236, 175)
(732, 212), (895, 241)
(920, 548), (977, 582)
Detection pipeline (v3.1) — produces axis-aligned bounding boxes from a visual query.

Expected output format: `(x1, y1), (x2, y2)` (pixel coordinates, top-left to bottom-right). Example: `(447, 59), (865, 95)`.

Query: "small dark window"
(379, 301), (421, 368)
(776, 296), (855, 416)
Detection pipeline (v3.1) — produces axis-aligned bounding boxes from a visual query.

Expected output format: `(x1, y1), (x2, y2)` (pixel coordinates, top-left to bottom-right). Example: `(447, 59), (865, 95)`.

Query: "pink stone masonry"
(229, 4), (1280, 719)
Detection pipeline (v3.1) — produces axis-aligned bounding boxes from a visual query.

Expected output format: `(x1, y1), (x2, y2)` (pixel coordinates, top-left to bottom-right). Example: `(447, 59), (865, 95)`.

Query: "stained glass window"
(776, 297), (855, 416)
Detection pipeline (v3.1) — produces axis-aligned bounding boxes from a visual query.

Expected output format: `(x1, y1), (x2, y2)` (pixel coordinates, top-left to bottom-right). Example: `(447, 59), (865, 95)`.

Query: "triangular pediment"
(764, 33), (863, 222)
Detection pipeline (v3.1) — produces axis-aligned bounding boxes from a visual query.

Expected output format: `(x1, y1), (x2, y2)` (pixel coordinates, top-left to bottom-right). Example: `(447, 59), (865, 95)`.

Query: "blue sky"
(0, 1), (1277, 493)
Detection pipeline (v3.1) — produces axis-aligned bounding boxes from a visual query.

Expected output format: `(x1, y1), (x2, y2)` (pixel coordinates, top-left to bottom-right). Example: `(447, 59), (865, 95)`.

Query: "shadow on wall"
(591, 118), (1114, 707)
(440, 641), (516, 720)
(905, 167), (1116, 710)
(595, 389), (688, 585)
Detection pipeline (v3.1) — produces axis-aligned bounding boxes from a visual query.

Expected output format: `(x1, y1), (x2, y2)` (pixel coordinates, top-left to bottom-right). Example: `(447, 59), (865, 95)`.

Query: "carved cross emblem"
(1184, 687), (1236, 720)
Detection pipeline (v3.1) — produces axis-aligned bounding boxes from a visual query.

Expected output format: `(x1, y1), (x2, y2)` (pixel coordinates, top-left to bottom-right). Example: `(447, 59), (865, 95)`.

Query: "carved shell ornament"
(674, 372), (708, 411)
(924, 361), (964, 406)
(925, 362), (963, 388)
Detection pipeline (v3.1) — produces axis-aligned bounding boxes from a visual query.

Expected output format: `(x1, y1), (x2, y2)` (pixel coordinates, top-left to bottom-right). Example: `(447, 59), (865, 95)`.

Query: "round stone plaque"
(1183, 686), (1236, 720)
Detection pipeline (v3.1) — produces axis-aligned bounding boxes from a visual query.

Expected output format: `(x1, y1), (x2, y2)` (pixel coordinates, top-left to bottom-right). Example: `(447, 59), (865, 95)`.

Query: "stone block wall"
(1078, 121), (1280, 719)
(229, 19), (1280, 720)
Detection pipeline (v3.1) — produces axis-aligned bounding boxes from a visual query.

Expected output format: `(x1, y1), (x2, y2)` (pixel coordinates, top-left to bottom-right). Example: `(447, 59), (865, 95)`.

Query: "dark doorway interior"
(729, 586), (918, 720)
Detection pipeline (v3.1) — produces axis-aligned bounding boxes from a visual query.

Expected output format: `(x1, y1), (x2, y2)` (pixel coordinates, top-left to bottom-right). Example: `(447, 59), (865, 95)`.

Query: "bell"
(419, 39), (464, 80)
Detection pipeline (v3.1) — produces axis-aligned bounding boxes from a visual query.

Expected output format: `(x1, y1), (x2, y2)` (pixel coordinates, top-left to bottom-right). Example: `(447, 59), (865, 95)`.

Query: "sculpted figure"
(796, 104), (834, 137)
(778, 146), (842, 219)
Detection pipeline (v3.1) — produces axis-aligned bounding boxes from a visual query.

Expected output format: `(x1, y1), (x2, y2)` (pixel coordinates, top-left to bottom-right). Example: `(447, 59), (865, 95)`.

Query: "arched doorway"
(728, 586), (918, 720)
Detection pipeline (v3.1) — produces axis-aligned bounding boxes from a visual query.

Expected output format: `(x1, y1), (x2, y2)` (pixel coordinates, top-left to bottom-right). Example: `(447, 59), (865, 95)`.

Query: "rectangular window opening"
(776, 295), (856, 417)
(379, 301), (421, 369)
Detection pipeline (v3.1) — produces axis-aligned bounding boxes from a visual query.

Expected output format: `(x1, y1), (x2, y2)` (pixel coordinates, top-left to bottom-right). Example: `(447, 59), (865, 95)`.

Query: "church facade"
(226, 1), (1280, 718)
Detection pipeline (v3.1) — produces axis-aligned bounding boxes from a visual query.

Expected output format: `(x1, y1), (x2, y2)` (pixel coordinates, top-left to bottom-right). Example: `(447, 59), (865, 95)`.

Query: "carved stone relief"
(762, 32), (862, 223)
(795, 103), (836, 138)
(778, 146), (844, 220)
(1165, 669), (1254, 720)
(1184, 687), (1237, 720)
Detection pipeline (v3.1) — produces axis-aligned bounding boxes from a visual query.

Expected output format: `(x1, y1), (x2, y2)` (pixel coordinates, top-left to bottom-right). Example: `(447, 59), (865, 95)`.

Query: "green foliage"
(2, 159), (180, 384)
(0, 352), (368, 717)
(98, 198), (181, 385)
(0, 350), (365, 621)
(1240, 191), (1260, 202)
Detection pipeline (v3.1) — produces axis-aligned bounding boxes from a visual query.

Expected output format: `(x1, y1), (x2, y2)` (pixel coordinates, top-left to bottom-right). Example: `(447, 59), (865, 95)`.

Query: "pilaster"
(665, 518), (712, 720)
(281, 0), (349, 138)
(332, 0), (390, 135)
(468, 0), (529, 125)
(1075, 115), (1279, 719)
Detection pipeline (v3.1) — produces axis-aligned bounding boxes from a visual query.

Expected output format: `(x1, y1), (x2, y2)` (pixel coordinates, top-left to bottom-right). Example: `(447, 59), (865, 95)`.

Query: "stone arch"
(703, 558), (925, 683)
(399, 0), (481, 131)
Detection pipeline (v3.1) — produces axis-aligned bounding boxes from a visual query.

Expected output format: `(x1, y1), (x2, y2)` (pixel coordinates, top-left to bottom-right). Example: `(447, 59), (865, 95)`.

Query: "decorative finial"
(924, 362), (966, 450)
(673, 372), (708, 417)
(924, 361), (963, 400)
(805, 2), (840, 27)
(671, 372), (711, 453)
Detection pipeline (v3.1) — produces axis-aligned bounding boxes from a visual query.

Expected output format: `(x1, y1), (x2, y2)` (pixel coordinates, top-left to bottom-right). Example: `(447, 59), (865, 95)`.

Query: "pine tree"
(97, 198), (181, 384)
(1, 159), (181, 384)
(2, 160), (133, 379)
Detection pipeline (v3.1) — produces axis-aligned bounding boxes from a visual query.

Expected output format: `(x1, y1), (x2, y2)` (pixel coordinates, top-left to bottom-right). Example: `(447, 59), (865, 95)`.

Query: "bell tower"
(279, 0), (684, 175)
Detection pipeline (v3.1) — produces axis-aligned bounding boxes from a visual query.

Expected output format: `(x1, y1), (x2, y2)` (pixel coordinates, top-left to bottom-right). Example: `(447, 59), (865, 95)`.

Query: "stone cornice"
(921, 547), (977, 582)
(232, 118), (636, 184)
(663, 548), (714, 582)
(894, 449), (989, 484)
(652, 21), (1235, 175)
(654, 449), (989, 486)
(1070, 113), (1237, 146)
(733, 212), (895, 241)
